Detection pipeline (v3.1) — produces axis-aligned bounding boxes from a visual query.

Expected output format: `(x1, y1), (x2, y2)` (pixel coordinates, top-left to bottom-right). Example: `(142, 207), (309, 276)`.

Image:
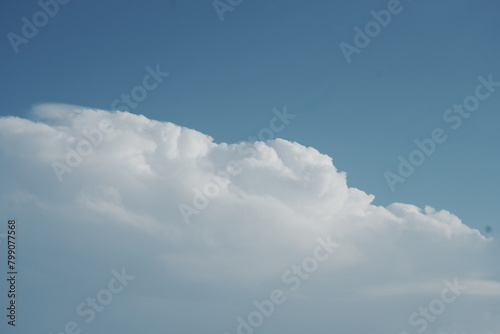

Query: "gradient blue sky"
(1, 0), (499, 232)
(2, 2), (500, 333)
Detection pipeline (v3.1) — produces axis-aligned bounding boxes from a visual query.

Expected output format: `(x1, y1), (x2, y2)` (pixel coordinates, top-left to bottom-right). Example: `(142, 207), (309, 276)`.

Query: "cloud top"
(0, 104), (498, 333)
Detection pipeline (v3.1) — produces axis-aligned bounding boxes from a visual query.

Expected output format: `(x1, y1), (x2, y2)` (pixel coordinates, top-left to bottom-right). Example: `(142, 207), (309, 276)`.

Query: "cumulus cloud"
(0, 104), (499, 334)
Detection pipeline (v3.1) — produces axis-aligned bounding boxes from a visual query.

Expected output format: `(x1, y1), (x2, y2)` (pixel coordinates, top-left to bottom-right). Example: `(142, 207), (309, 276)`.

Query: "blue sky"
(1, 1), (500, 333)
(2, 0), (499, 232)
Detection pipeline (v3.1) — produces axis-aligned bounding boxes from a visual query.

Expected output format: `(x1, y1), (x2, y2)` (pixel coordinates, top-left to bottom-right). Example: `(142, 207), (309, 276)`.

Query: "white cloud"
(0, 103), (499, 334)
